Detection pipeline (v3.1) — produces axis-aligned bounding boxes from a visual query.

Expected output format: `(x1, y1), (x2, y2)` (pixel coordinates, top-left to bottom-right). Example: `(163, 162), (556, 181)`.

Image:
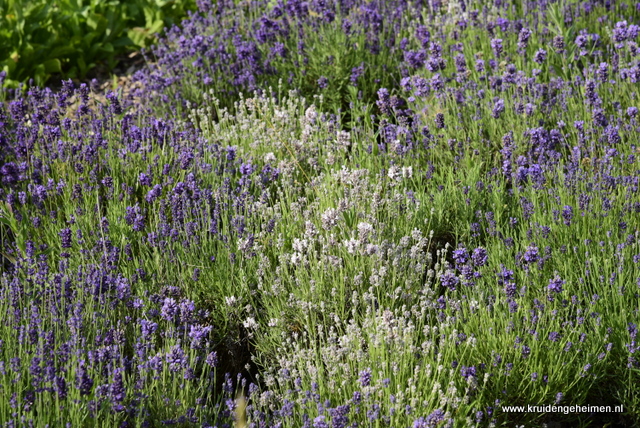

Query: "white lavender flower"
(357, 222), (374, 243)
(264, 152), (276, 163)
(336, 130), (351, 148)
(243, 317), (259, 330)
(387, 165), (402, 181)
(321, 207), (340, 230)
(343, 238), (359, 254)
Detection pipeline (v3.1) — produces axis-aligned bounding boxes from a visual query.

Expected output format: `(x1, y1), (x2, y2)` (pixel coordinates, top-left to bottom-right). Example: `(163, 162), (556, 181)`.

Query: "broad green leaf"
(112, 36), (134, 48)
(48, 45), (77, 58)
(77, 55), (87, 74)
(87, 13), (102, 30)
(127, 27), (150, 47)
(1, 59), (17, 73)
(43, 58), (61, 73)
(83, 31), (97, 46)
(101, 42), (114, 53)
(143, 6), (157, 27)
(148, 19), (164, 34)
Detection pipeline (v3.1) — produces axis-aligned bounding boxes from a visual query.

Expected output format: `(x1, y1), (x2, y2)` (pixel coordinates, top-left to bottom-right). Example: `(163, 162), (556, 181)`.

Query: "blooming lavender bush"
(1, 0), (640, 426)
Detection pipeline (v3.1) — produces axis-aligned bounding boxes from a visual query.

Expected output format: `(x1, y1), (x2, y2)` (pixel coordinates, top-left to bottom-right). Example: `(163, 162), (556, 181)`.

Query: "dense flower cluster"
(0, 0), (639, 427)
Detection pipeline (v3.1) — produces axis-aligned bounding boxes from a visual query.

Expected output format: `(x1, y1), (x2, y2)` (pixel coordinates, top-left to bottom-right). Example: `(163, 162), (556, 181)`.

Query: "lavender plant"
(1, 0), (640, 427)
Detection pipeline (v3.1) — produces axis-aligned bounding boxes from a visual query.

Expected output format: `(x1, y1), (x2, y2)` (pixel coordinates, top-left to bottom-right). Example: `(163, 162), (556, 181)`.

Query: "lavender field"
(1, 0), (640, 426)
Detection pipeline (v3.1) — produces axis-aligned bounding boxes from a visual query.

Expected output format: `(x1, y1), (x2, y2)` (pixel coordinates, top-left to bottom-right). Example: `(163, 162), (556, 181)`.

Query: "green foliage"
(1, 0), (640, 425)
(0, 0), (196, 88)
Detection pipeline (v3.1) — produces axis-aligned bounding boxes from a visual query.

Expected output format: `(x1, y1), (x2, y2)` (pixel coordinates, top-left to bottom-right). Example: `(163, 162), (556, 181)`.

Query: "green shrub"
(0, 0), (196, 88)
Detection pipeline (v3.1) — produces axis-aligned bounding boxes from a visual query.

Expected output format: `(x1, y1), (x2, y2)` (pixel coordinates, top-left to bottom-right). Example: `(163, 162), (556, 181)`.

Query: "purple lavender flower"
(597, 62), (609, 82)
(226, 146), (237, 162)
(415, 25), (431, 47)
(430, 73), (444, 91)
(206, 351), (218, 368)
(101, 176), (113, 189)
(412, 77), (430, 97)
(492, 99), (505, 119)
(0, 162), (20, 184)
(491, 38), (503, 58)
(553, 36), (565, 53)
(472, 247), (488, 267)
(606, 126), (621, 146)
(440, 270), (459, 291)
(376, 88), (391, 115)
(524, 103), (535, 116)
(435, 113), (445, 129)
(76, 364), (93, 396)
(140, 319), (158, 338)
(613, 21), (628, 44)
(270, 42), (286, 58)
(105, 91), (122, 115)
(518, 28), (531, 52)
(406, 50), (427, 69)
(279, 399), (294, 418)
(562, 206), (573, 226)
(367, 404), (381, 421)
(240, 162), (255, 176)
(139, 173), (153, 186)
(161, 298), (179, 322)
(413, 409), (445, 427)
(330, 405), (350, 428)
(55, 376), (68, 399)
(575, 34), (588, 50)
(111, 369), (126, 403)
(59, 228), (72, 248)
(533, 49), (547, 64)
(179, 299), (196, 324)
(125, 204), (146, 231)
(523, 244), (539, 264)
(548, 332), (561, 342)
(313, 415), (328, 428)
(584, 79), (599, 106)
(592, 108), (608, 127)
(350, 63), (365, 85)
(452, 246), (469, 266)
(188, 325), (212, 349)
(166, 345), (187, 372)
(359, 368), (372, 387)
(317, 76), (328, 89)
(454, 54), (467, 74)
(146, 184), (163, 203)
(341, 18), (352, 35)
(547, 274), (565, 294)
(504, 281), (517, 298)
(460, 365), (476, 380)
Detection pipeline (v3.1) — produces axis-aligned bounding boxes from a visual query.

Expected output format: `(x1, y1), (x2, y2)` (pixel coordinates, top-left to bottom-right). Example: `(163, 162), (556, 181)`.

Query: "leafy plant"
(0, 0), (197, 88)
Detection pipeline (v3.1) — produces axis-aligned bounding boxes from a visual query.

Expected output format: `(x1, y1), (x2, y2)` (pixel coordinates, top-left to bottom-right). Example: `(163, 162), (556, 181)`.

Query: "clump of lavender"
(1, 2), (639, 427)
